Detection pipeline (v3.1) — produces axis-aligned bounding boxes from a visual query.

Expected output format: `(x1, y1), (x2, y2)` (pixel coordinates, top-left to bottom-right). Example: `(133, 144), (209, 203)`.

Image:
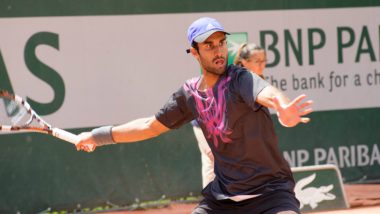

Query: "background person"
(192, 119), (215, 188)
(234, 43), (266, 78)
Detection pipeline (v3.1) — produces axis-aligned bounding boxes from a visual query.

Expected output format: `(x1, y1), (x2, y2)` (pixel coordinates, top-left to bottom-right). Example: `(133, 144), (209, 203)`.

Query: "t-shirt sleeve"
(237, 69), (270, 110)
(155, 87), (195, 129)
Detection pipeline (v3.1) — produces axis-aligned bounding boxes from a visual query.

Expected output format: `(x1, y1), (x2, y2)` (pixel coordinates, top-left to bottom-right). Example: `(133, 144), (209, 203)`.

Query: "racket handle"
(52, 128), (80, 145)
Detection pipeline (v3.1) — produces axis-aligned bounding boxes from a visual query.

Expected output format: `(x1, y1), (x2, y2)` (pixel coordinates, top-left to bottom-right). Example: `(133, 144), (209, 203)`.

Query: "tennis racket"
(0, 89), (80, 145)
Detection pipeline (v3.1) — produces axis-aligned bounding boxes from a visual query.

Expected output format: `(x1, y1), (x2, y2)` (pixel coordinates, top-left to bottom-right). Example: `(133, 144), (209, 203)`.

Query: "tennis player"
(77, 17), (313, 214)
(194, 42), (270, 189)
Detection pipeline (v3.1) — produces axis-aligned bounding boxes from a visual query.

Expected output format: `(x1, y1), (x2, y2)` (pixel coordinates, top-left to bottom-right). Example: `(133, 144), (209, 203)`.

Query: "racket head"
(0, 90), (50, 132)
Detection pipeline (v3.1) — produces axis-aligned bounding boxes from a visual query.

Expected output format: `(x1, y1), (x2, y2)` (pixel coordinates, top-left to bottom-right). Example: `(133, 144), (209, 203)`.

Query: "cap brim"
(193, 30), (229, 43)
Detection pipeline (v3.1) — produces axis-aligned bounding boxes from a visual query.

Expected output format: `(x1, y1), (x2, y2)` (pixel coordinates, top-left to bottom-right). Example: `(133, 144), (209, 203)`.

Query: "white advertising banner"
(0, 7), (379, 128)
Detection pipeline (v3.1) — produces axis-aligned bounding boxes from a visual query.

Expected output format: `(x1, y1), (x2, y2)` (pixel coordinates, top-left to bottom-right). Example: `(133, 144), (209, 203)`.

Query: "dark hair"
(233, 43), (265, 66)
(186, 41), (199, 54)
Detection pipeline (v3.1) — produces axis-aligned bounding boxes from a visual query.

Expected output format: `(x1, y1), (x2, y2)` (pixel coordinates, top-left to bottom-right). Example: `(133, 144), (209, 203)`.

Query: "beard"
(199, 54), (228, 76)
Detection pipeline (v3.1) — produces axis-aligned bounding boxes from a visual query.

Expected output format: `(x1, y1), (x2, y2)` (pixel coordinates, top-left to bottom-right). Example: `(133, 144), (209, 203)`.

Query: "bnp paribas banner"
(1, 7), (379, 184)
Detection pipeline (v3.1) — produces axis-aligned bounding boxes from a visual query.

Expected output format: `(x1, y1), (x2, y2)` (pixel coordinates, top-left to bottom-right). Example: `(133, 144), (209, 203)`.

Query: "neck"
(199, 70), (220, 91)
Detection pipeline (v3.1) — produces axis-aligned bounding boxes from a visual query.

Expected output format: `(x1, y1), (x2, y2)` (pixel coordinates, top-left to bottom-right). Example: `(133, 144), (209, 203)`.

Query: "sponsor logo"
(295, 173), (336, 209)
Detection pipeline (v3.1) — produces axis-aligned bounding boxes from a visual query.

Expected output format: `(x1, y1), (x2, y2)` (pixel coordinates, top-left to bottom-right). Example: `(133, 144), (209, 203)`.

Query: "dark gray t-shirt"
(155, 65), (294, 199)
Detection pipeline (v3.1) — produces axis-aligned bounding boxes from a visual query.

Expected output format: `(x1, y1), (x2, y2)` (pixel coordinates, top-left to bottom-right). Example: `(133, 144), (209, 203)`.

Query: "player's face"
(194, 32), (228, 76)
(242, 51), (267, 76)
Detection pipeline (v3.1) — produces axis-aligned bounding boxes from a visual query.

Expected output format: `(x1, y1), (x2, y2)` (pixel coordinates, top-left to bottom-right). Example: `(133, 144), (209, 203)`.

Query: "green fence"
(0, 125), (201, 213)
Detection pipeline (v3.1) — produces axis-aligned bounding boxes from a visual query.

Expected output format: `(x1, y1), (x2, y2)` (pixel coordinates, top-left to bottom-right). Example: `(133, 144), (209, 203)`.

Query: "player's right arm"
(76, 116), (169, 152)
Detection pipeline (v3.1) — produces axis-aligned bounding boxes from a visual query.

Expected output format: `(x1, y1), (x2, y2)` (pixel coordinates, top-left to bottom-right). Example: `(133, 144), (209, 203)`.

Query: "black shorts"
(192, 185), (300, 214)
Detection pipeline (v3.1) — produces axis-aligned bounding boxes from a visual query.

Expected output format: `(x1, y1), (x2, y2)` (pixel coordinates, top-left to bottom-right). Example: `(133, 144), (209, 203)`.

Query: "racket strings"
(0, 94), (44, 129)
(0, 91), (53, 134)
(5, 99), (19, 116)
(1, 99), (30, 126)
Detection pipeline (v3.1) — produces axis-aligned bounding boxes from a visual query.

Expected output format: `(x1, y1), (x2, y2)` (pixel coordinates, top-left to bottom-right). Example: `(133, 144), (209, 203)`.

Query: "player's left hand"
(273, 94), (313, 127)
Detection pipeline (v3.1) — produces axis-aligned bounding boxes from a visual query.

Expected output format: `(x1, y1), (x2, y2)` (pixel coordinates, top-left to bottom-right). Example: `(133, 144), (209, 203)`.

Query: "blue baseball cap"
(187, 17), (229, 45)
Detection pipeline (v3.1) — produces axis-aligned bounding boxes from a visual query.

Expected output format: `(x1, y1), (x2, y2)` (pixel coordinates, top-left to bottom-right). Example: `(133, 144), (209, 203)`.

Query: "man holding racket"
(77, 17), (312, 214)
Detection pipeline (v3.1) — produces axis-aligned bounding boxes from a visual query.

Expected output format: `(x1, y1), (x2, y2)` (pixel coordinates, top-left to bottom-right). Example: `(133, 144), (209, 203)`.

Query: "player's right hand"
(76, 132), (97, 152)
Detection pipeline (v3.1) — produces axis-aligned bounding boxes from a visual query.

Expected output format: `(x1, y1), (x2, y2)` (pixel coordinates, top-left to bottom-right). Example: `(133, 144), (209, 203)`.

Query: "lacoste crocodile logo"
(294, 173), (336, 209)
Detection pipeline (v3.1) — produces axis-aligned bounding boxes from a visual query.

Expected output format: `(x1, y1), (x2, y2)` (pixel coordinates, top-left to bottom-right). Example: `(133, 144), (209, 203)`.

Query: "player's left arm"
(256, 85), (313, 127)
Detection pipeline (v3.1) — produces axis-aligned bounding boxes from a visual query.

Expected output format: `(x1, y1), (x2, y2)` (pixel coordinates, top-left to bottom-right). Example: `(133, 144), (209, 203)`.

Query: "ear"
(190, 47), (202, 63)
(190, 47), (200, 59)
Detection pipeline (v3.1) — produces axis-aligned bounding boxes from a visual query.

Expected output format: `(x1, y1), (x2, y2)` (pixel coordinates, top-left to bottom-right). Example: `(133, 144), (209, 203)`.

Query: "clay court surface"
(101, 184), (380, 214)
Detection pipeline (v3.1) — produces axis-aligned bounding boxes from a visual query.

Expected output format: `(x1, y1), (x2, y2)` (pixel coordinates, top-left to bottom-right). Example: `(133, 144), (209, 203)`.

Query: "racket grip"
(52, 128), (80, 145)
